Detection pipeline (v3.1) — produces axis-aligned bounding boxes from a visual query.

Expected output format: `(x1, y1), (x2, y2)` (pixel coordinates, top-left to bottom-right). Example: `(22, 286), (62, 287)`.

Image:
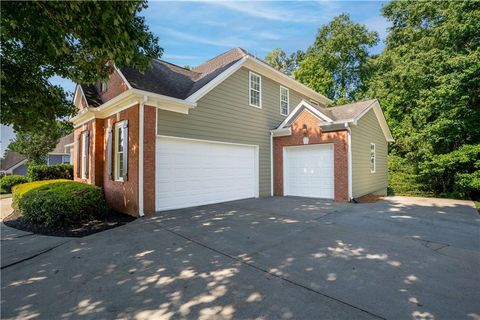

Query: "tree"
(264, 48), (305, 76)
(8, 122), (72, 166)
(1, 1), (162, 133)
(295, 14), (378, 104)
(367, 1), (480, 197)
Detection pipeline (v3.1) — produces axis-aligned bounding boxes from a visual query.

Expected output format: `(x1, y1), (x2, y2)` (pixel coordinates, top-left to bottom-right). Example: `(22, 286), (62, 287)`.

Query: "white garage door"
(284, 144), (334, 199)
(156, 136), (258, 211)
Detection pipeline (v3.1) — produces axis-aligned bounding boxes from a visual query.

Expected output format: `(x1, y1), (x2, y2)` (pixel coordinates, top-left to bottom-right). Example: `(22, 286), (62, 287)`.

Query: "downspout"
(270, 131), (274, 196)
(138, 95), (147, 217)
(346, 124), (353, 201)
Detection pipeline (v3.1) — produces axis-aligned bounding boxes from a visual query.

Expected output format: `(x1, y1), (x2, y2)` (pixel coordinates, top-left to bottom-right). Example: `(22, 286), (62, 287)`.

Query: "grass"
(0, 193), (12, 199)
(475, 201), (480, 214)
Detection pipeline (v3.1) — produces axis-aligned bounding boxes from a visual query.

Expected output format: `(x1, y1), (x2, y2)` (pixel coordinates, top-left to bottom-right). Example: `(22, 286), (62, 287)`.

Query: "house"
(71, 48), (393, 217)
(0, 134), (74, 176)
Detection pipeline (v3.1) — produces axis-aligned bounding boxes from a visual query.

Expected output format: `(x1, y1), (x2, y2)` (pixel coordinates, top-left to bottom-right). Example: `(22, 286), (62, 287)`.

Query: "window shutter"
(122, 121), (129, 180)
(76, 136), (81, 177)
(106, 127), (113, 179)
(85, 131), (90, 178)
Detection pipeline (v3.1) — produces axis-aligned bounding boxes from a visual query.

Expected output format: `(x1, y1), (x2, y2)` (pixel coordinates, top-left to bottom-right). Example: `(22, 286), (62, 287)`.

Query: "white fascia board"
(114, 65), (133, 89)
(352, 100), (394, 142)
(276, 100), (333, 130)
(73, 84), (87, 108)
(7, 159), (27, 172)
(185, 56), (248, 103)
(271, 127), (292, 137)
(244, 57), (332, 106)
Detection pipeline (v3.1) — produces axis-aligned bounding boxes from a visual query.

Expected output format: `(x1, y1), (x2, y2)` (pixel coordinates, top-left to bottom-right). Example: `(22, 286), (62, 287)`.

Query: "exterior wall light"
(302, 124), (309, 144)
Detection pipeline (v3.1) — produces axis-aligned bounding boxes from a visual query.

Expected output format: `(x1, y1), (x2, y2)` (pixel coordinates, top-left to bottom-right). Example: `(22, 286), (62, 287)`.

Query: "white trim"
(114, 121), (127, 182)
(5, 159), (27, 173)
(186, 56), (248, 102)
(347, 127), (353, 201)
(248, 71), (262, 108)
(280, 86), (289, 116)
(114, 65), (133, 89)
(138, 96), (146, 217)
(370, 143), (376, 173)
(271, 127), (292, 137)
(277, 100), (333, 130)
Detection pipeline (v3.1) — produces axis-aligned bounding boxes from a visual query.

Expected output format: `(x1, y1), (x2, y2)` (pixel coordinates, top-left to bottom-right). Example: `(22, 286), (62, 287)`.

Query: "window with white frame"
(81, 132), (88, 179)
(370, 143), (376, 173)
(114, 121), (128, 181)
(280, 86), (289, 115)
(249, 71), (262, 108)
(101, 80), (109, 93)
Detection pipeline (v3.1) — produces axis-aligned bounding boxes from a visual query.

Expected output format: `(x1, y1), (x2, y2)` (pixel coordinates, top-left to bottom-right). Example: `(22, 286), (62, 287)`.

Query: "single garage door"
(284, 144), (334, 199)
(156, 136), (258, 211)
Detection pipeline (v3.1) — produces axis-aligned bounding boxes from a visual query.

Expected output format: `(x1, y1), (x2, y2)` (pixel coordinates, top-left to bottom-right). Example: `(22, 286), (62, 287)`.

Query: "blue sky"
(51, 1), (390, 94)
(3, 1), (390, 154)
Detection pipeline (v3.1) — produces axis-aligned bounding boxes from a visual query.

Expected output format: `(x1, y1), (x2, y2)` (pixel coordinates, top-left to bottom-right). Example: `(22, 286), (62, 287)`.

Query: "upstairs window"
(101, 80), (109, 93)
(249, 71), (262, 108)
(280, 86), (289, 115)
(370, 143), (376, 173)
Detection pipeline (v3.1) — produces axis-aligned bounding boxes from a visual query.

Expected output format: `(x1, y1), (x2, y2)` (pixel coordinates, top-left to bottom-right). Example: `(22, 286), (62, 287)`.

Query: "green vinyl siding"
(351, 108), (388, 198)
(157, 67), (311, 196)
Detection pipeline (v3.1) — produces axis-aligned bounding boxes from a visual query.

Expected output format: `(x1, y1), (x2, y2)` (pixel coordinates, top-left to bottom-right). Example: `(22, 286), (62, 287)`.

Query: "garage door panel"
(156, 137), (257, 211)
(284, 144), (334, 199)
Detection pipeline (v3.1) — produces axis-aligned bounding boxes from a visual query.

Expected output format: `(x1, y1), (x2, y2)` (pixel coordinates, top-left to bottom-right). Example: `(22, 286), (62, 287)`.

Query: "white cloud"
(162, 53), (202, 60)
(159, 27), (253, 48)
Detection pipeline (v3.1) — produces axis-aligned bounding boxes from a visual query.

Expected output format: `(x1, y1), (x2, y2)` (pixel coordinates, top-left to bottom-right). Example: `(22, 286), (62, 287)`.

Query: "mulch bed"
(3, 211), (136, 237)
(355, 194), (386, 203)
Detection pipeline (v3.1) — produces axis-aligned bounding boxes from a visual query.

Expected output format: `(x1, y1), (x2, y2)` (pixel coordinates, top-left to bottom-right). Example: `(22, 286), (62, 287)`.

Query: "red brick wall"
(96, 69), (129, 103)
(273, 109), (349, 202)
(143, 106), (156, 214)
(103, 105), (140, 216)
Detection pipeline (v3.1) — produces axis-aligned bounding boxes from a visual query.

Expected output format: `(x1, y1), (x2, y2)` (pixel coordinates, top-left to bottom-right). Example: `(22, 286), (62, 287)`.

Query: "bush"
(27, 164), (73, 181)
(0, 175), (29, 193)
(13, 180), (107, 227)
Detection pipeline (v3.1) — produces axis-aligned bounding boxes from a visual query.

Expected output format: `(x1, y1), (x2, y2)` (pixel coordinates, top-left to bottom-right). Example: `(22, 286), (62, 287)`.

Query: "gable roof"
(274, 99), (394, 142)
(0, 151), (25, 171)
(78, 48), (331, 108)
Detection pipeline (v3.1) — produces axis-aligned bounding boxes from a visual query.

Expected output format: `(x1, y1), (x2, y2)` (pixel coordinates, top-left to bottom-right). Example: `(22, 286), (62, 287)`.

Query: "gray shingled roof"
(81, 48), (249, 106)
(0, 151), (25, 171)
(51, 133), (73, 154)
(284, 99), (377, 128)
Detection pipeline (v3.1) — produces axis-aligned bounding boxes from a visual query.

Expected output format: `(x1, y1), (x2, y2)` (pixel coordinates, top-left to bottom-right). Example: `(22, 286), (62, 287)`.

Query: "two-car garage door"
(155, 137), (258, 211)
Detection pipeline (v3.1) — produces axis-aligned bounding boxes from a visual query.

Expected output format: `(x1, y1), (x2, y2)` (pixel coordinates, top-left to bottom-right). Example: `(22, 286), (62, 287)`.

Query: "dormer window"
(101, 80), (109, 93)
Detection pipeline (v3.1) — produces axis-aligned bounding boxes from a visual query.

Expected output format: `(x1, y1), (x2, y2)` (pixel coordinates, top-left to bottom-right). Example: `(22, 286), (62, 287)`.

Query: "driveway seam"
(158, 223), (386, 320)
(1, 240), (71, 270)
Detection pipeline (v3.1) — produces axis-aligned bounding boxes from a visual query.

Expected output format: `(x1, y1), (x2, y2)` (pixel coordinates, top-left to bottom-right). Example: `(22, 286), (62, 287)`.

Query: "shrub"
(13, 180), (107, 227)
(27, 163), (73, 181)
(0, 175), (29, 193)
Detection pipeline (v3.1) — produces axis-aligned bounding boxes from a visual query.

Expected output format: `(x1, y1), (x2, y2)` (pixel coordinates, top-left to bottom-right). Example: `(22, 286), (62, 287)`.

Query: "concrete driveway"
(1, 196), (479, 319)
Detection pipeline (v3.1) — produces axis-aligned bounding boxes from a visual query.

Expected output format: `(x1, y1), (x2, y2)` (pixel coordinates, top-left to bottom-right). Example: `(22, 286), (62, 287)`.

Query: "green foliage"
(27, 164), (74, 182)
(8, 122), (71, 165)
(295, 13), (378, 103)
(387, 155), (432, 197)
(1, 1), (162, 133)
(0, 175), (29, 194)
(366, 1), (480, 199)
(264, 48), (305, 76)
(13, 180), (107, 227)
(419, 144), (480, 199)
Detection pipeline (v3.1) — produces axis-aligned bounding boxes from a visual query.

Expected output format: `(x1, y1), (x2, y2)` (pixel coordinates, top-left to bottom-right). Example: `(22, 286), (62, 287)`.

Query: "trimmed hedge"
(0, 175), (29, 193)
(27, 164), (73, 181)
(13, 180), (107, 227)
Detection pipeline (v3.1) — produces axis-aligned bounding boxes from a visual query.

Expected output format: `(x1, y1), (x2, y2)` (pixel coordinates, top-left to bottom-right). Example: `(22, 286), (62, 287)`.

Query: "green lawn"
(475, 201), (480, 214)
(0, 193), (12, 199)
